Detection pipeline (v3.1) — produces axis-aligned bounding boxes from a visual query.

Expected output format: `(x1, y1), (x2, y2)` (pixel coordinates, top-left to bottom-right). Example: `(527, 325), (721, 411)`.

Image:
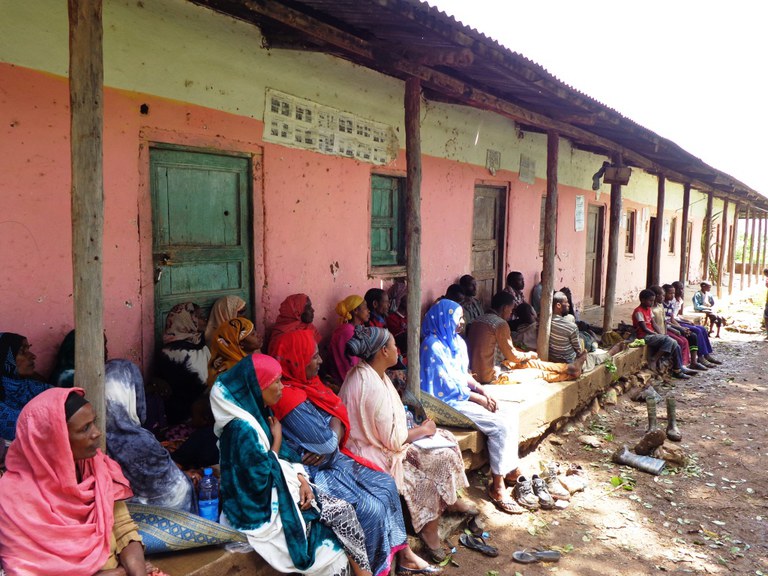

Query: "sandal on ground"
(396, 564), (442, 575)
(512, 549), (561, 564)
(488, 489), (525, 514)
(459, 533), (499, 557)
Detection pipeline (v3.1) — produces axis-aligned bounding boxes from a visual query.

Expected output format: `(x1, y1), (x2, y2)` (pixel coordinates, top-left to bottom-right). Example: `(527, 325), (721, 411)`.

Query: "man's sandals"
(488, 485), (525, 514)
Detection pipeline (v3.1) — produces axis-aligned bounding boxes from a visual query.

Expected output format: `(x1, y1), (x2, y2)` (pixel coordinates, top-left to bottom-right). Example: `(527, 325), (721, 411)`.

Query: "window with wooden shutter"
(370, 174), (405, 267)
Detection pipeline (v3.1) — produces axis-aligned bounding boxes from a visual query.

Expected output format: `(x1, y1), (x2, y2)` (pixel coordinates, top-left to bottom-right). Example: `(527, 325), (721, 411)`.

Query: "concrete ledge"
(446, 346), (646, 468)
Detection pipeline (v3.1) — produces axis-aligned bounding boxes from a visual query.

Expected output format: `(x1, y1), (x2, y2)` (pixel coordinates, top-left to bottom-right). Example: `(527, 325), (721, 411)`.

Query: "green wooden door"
(151, 147), (252, 343)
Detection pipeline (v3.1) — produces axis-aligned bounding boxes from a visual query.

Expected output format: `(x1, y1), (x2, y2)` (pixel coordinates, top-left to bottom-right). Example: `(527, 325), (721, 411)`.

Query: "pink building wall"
(1, 62), (713, 376)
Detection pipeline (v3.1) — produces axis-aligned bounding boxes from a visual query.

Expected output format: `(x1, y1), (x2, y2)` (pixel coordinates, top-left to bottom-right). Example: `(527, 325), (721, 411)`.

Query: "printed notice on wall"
(575, 195), (585, 232)
(263, 89), (398, 165)
(519, 154), (536, 184)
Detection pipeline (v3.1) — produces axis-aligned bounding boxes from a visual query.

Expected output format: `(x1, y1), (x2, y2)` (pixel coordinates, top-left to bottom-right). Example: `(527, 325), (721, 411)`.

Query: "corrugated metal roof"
(192, 0), (765, 208)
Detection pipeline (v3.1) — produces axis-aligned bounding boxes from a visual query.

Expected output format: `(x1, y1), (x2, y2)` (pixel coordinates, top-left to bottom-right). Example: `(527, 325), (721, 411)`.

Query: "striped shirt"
(549, 315), (581, 363)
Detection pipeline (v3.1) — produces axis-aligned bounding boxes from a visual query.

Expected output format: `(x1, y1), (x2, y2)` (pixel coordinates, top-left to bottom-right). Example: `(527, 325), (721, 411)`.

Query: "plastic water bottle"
(404, 406), (415, 429)
(198, 468), (219, 522)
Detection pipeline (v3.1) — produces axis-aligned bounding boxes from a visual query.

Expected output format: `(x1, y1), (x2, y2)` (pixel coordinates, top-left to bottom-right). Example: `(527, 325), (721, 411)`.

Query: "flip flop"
(512, 549), (561, 564)
(459, 533), (498, 557)
(487, 486), (525, 515)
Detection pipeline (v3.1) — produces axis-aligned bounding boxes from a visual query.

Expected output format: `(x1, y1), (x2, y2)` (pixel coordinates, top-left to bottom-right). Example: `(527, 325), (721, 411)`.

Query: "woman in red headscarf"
(267, 294), (321, 355)
(272, 330), (437, 576)
(0, 387), (157, 575)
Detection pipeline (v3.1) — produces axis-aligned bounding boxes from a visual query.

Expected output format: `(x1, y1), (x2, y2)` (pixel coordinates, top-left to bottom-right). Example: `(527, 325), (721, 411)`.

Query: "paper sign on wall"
(575, 195), (585, 232)
(263, 89), (398, 165)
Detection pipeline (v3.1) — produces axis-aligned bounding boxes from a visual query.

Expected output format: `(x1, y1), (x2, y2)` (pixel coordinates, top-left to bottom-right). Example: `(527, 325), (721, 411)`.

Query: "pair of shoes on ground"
(512, 475), (555, 510)
(541, 462), (588, 497)
(396, 565), (442, 575)
(671, 366), (699, 379)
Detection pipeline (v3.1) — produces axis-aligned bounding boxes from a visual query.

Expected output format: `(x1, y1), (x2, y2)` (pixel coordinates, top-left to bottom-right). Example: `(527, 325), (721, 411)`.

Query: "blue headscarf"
(1, 332), (50, 440)
(419, 300), (471, 405)
(105, 359), (195, 512)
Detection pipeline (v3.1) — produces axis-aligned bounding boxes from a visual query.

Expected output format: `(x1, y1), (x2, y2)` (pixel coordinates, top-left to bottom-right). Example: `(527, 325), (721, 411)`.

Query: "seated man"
(442, 283), (466, 305)
(509, 303), (538, 352)
(529, 271), (544, 315)
(467, 291), (583, 384)
(633, 289), (698, 379)
(503, 271), (526, 319)
(364, 288), (390, 329)
(458, 275), (484, 325)
(692, 282), (726, 337)
(548, 292), (625, 372)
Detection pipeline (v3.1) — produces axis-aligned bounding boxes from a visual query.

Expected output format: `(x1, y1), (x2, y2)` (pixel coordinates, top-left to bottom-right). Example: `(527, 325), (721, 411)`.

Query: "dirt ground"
(428, 288), (768, 576)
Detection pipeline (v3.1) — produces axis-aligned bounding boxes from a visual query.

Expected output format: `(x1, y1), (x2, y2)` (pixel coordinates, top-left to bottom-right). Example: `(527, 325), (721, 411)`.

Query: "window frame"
(625, 209), (636, 255)
(370, 173), (406, 275)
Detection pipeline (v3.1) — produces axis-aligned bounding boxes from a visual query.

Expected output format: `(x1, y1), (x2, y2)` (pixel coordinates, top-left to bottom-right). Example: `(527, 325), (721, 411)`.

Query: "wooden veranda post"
(537, 131), (558, 360)
(69, 0), (105, 437)
(748, 210), (757, 287)
(754, 214), (763, 284)
(704, 192), (713, 283)
(716, 199), (729, 298)
(728, 202), (739, 295)
(650, 175), (665, 286)
(741, 205), (749, 290)
(602, 153), (623, 334)
(404, 77), (422, 398)
(679, 183), (691, 283)
(762, 214), (767, 275)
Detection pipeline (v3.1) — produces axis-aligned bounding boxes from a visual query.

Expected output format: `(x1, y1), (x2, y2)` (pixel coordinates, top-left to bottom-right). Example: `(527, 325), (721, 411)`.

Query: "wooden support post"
(728, 202), (739, 296)
(537, 131), (558, 361)
(760, 216), (768, 275)
(741, 205), (749, 290)
(756, 214), (764, 285)
(69, 0), (105, 438)
(404, 77), (422, 398)
(651, 175), (665, 286)
(704, 192), (713, 283)
(679, 183), (691, 283)
(602, 153), (622, 334)
(748, 210), (757, 287)
(716, 199), (728, 299)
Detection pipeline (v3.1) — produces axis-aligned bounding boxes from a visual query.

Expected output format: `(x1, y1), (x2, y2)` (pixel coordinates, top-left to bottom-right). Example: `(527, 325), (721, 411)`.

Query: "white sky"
(427, 0), (767, 196)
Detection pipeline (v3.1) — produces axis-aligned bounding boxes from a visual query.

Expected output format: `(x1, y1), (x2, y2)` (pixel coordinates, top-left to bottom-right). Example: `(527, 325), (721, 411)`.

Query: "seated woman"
(273, 330), (438, 574)
(173, 317), (262, 470)
(0, 387), (157, 575)
(508, 302), (538, 351)
(204, 295), (246, 347)
(267, 293), (321, 355)
(210, 354), (371, 576)
(105, 359), (196, 513)
(50, 329), (77, 387)
(207, 317), (263, 386)
(1, 332), (50, 441)
(419, 300), (524, 515)
(339, 326), (472, 562)
(364, 288), (390, 329)
(155, 302), (210, 425)
(329, 295), (369, 383)
(386, 282), (408, 353)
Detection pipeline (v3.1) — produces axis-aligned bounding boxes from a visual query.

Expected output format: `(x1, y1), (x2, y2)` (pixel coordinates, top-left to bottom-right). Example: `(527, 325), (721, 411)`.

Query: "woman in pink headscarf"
(0, 387), (157, 575)
(268, 294), (322, 356)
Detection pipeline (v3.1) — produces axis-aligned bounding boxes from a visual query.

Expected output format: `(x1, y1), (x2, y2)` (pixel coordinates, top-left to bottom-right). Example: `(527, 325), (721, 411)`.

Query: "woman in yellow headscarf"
(207, 317), (263, 386)
(328, 295), (369, 383)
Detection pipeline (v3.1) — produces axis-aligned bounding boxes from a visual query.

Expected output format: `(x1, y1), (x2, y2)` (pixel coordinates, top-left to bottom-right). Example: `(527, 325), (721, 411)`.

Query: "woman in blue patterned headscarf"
(419, 300), (523, 515)
(105, 359), (196, 512)
(0, 332), (50, 441)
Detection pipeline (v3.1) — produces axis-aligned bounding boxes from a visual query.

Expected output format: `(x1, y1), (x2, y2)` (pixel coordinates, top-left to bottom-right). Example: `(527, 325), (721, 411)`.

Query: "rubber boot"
(646, 396), (658, 432)
(634, 429), (665, 456)
(612, 445), (666, 475)
(666, 396), (682, 442)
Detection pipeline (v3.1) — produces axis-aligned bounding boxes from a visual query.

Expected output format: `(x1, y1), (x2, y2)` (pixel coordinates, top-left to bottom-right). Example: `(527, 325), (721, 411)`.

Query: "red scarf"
(271, 331), (381, 472)
(268, 294), (321, 355)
